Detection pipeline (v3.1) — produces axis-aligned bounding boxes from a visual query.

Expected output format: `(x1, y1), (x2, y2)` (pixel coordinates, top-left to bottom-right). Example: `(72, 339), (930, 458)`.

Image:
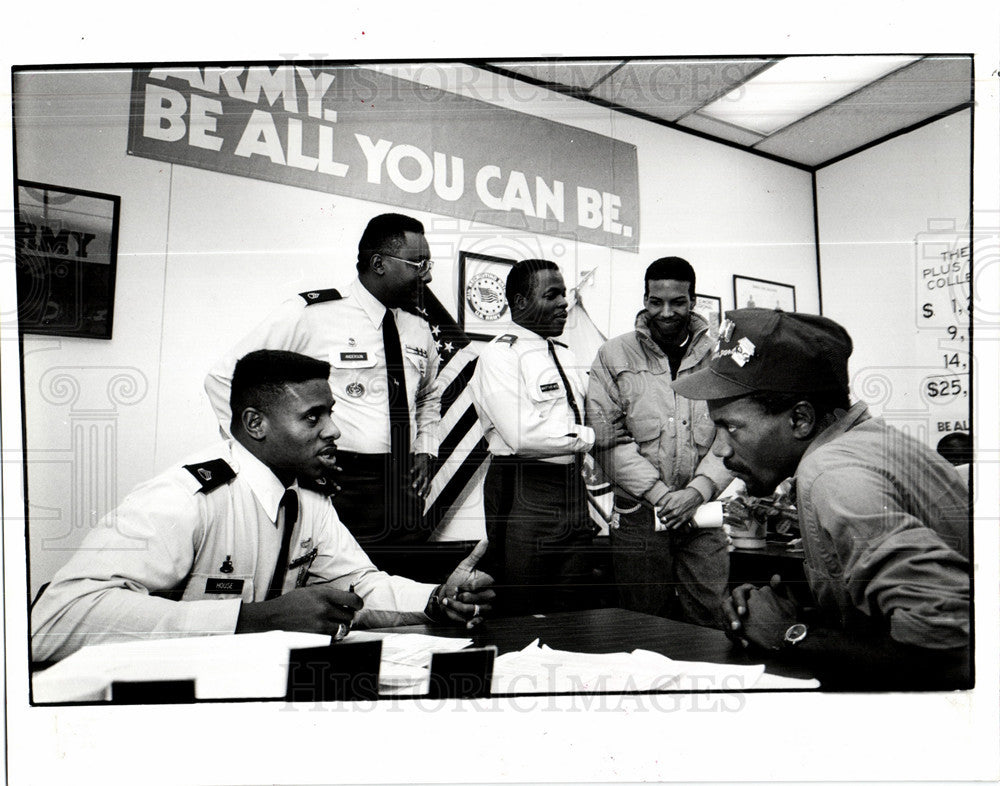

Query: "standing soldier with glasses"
(207, 214), (442, 577)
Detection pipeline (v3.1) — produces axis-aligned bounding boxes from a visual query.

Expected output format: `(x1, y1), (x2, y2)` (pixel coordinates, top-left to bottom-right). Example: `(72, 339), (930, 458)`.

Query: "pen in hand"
(334, 583), (357, 642)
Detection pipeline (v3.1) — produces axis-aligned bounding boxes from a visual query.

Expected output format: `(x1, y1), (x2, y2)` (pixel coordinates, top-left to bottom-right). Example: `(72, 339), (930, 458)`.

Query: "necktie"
(266, 488), (298, 600)
(382, 310), (411, 524)
(548, 340), (593, 533)
(548, 340), (582, 425)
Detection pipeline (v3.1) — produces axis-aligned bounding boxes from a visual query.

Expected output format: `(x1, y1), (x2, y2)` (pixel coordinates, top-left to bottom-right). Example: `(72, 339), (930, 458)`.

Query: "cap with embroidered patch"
(672, 308), (853, 400)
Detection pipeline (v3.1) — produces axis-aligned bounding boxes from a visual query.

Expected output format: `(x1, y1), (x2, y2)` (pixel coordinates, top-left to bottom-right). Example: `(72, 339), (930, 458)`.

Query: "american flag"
(412, 288), (490, 531)
(476, 286), (501, 304)
(414, 274), (613, 535)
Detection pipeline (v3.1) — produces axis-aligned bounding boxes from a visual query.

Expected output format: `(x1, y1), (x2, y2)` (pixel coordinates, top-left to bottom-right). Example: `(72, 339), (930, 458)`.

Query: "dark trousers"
(610, 497), (729, 627)
(330, 451), (432, 576)
(482, 456), (598, 616)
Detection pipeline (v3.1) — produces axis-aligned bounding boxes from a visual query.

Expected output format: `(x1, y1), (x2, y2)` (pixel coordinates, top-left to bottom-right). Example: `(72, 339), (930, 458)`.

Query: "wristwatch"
(424, 584), (449, 623)
(783, 623), (808, 648)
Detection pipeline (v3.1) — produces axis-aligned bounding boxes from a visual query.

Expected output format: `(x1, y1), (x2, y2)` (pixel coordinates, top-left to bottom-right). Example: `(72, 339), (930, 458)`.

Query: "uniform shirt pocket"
(403, 348), (428, 378)
(529, 367), (566, 403)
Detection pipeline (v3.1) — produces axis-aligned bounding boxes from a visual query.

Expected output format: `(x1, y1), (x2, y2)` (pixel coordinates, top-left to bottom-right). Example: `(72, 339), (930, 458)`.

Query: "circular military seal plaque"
(466, 272), (508, 321)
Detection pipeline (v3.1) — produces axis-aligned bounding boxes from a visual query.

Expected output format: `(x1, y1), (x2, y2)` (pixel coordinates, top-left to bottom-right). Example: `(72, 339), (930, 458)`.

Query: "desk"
(374, 607), (816, 685)
(32, 609), (817, 703)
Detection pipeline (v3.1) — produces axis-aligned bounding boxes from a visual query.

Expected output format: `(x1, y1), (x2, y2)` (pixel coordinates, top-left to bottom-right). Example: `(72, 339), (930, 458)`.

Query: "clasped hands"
(653, 487), (704, 531)
(722, 574), (800, 651)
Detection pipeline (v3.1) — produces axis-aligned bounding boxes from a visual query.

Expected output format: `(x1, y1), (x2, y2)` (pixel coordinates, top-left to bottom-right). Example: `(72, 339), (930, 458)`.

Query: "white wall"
(16, 64), (817, 592)
(816, 111), (972, 448)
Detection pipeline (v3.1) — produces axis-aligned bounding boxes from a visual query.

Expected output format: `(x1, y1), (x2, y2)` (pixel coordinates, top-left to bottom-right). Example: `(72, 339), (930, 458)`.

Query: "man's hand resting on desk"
(235, 586), (363, 638)
(722, 574), (799, 651)
(429, 540), (496, 629)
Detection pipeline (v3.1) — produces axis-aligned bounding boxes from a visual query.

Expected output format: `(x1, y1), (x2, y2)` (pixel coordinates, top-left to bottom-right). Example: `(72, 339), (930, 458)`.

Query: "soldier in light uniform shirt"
(206, 214), (442, 575)
(33, 351), (493, 664)
(469, 259), (598, 615)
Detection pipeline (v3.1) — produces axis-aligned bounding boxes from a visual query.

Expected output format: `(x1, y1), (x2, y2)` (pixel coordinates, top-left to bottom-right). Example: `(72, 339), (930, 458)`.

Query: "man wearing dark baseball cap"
(674, 309), (971, 689)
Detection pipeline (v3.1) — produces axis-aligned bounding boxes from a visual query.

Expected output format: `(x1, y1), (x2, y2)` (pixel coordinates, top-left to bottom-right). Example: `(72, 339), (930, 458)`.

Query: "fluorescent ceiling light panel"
(698, 55), (921, 135)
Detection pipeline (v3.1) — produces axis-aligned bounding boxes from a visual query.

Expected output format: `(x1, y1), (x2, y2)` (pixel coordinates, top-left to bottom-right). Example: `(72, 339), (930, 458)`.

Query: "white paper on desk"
(345, 631), (473, 695)
(750, 672), (821, 690)
(32, 630), (332, 703)
(630, 652), (819, 690)
(490, 641), (819, 694)
(492, 640), (680, 693)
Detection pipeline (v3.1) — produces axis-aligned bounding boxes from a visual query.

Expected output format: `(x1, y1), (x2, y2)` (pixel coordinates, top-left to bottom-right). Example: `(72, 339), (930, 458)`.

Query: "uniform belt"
(336, 451), (393, 471)
(489, 455), (580, 477)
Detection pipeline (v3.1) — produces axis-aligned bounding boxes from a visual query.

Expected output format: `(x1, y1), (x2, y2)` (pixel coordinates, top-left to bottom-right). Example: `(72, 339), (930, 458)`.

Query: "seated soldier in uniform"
(31, 350), (494, 663)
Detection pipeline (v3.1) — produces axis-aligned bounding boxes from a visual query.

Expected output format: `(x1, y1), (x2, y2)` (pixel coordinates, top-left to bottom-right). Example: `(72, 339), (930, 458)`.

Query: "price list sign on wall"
(915, 225), (971, 442)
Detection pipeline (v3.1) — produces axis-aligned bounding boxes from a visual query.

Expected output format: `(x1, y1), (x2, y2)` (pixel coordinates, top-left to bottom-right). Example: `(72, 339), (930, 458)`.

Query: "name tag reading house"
(205, 578), (245, 594)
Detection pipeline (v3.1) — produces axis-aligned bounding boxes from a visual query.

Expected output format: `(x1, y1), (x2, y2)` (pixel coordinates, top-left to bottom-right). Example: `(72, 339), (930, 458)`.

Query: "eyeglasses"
(381, 254), (434, 275)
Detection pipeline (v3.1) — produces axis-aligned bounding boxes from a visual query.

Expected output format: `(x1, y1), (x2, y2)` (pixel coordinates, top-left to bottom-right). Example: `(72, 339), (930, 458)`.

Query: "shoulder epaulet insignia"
(183, 459), (236, 493)
(495, 334), (518, 345)
(298, 288), (342, 305)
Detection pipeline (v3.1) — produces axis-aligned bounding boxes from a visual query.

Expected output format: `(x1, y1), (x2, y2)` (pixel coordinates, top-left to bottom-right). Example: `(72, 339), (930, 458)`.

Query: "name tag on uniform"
(205, 578), (245, 594)
(540, 382), (561, 393)
(340, 351), (368, 362)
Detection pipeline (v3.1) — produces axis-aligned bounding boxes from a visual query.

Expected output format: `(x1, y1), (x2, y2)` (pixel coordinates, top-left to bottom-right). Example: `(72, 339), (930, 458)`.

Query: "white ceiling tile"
(699, 55), (920, 135)
(589, 59), (772, 121)
(754, 56), (972, 166)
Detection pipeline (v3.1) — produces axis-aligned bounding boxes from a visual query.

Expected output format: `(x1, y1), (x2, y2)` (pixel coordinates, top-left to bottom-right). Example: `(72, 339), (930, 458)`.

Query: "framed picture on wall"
(693, 293), (722, 338)
(15, 180), (120, 339)
(458, 251), (517, 341)
(733, 275), (796, 312)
